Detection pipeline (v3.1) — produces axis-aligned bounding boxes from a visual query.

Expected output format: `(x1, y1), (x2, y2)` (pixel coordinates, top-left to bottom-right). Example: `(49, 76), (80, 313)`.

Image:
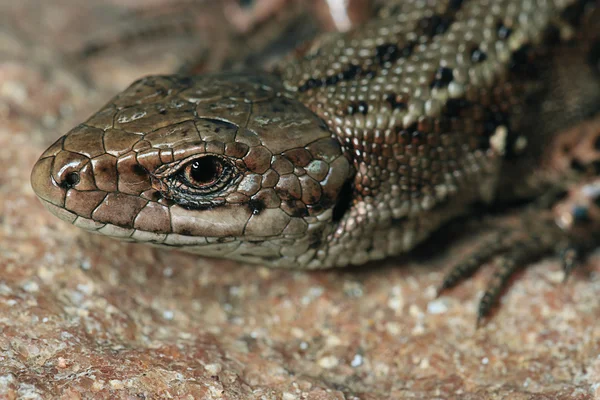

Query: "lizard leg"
(441, 177), (600, 326)
(436, 229), (513, 296)
(476, 231), (557, 326)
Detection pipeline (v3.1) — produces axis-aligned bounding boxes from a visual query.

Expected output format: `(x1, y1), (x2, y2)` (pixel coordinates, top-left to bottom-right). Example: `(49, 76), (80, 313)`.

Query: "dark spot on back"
(385, 93), (408, 110)
(497, 21), (512, 39)
(418, 15), (452, 38)
(470, 47), (487, 63)
(375, 43), (400, 65)
(374, 42), (415, 66)
(444, 98), (472, 117)
(510, 45), (537, 77)
(483, 109), (510, 136)
(431, 67), (454, 88)
(298, 63), (376, 93)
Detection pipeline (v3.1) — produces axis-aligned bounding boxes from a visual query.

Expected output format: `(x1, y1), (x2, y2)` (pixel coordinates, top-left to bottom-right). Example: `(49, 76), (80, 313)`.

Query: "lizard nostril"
(61, 172), (80, 189)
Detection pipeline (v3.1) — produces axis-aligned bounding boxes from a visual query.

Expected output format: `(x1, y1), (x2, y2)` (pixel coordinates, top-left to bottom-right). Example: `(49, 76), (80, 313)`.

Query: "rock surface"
(1, 1), (600, 399)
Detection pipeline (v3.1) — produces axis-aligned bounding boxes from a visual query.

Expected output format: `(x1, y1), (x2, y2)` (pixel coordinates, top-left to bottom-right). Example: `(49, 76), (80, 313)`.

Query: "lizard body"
(31, 0), (600, 273)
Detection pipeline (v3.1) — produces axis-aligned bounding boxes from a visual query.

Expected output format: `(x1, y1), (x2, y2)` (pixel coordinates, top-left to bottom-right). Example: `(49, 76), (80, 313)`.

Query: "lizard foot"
(437, 179), (600, 326)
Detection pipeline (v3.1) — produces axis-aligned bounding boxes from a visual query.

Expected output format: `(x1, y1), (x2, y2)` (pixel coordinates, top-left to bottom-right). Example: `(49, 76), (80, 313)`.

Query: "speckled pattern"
(4, 0), (600, 399)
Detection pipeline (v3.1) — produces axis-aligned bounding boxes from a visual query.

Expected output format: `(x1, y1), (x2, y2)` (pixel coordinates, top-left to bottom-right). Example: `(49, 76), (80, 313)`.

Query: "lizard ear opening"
(332, 178), (353, 222)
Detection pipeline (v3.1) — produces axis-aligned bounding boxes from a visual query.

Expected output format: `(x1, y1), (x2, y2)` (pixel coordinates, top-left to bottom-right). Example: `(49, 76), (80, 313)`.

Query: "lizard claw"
(439, 178), (600, 326)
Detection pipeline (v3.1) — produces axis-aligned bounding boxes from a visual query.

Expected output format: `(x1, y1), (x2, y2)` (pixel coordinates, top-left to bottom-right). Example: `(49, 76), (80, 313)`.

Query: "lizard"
(30, 0), (600, 323)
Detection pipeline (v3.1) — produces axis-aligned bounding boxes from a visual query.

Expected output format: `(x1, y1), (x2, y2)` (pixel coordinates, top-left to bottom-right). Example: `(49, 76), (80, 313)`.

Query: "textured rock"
(1, 1), (600, 399)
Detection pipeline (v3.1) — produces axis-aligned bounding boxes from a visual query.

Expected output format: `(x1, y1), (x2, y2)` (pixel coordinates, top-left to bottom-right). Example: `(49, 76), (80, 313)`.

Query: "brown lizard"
(30, 0), (600, 323)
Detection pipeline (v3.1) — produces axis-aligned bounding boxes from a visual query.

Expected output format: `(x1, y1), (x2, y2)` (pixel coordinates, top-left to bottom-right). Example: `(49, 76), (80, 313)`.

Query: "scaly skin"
(31, 0), (600, 271)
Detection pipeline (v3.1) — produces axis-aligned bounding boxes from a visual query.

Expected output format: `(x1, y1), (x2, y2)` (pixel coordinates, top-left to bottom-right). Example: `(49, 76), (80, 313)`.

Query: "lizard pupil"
(186, 156), (223, 187)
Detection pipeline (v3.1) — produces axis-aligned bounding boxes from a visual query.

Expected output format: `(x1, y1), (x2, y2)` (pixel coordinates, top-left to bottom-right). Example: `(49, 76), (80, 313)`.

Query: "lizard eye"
(175, 155), (235, 195)
(184, 156), (225, 188)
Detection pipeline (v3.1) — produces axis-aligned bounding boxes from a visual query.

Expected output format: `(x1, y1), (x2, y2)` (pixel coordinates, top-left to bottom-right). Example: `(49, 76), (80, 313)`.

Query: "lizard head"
(31, 74), (353, 267)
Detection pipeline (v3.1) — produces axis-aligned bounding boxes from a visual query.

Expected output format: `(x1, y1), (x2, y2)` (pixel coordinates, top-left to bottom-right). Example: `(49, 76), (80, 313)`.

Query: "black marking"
(431, 67), (454, 88)
(347, 101), (369, 115)
(411, 130), (423, 143)
(470, 47), (487, 63)
(481, 109), (523, 158)
(357, 101), (369, 115)
(483, 110), (510, 135)
(385, 93), (408, 110)
(543, 24), (562, 46)
(248, 199), (266, 215)
(282, 200), (309, 218)
(444, 98), (472, 117)
(332, 179), (353, 222)
(298, 63), (377, 92)
(151, 191), (163, 202)
(406, 122), (418, 132)
(297, 0), (462, 93)
(449, 0), (465, 10)
(374, 42), (415, 66)
(510, 45), (537, 78)
(418, 15), (453, 38)
(398, 128), (411, 143)
(594, 134), (600, 150)
(496, 21), (512, 40)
